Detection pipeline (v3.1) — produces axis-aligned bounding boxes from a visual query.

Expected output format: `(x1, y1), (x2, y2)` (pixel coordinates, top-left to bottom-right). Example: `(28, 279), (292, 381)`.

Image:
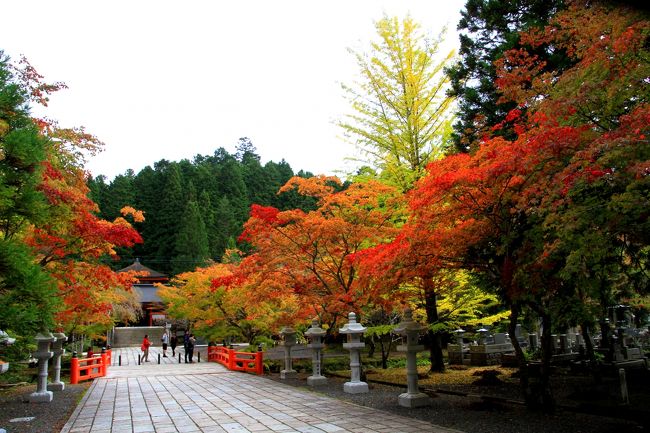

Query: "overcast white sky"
(1, 0), (465, 180)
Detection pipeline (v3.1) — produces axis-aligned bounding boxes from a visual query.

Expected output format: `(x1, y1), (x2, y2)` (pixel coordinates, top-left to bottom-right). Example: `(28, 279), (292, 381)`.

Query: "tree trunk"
(580, 322), (596, 363)
(507, 304), (533, 406)
(380, 339), (388, 369)
(423, 278), (445, 372)
(539, 312), (556, 413)
(367, 339), (376, 358)
(580, 322), (603, 385)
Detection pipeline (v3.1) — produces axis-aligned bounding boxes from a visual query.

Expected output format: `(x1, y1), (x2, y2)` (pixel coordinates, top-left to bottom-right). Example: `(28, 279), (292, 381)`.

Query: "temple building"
(117, 258), (168, 326)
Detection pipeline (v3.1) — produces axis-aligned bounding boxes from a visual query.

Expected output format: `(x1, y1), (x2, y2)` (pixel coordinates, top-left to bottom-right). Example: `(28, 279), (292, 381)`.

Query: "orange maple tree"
(159, 253), (304, 343)
(13, 57), (145, 336)
(237, 176), (406, 332)
(359, 0), (649, 410)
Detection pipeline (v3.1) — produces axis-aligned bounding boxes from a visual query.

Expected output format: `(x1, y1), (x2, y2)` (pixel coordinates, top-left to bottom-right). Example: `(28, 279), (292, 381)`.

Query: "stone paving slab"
(62, 360), (464, 433)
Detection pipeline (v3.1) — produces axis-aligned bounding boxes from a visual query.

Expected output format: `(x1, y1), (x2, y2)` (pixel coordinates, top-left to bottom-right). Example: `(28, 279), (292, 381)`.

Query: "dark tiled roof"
(117, 258), (166, 278)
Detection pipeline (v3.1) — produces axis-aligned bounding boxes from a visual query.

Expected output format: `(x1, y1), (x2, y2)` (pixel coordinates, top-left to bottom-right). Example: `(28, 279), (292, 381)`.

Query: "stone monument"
(339, 312), (368, 394)
(279, 326), (297, 379)
(29, 332), (55, 403)
(48, 332), (67, 391)
(304, 319), (327, 386)
(393, 309), (430, 407)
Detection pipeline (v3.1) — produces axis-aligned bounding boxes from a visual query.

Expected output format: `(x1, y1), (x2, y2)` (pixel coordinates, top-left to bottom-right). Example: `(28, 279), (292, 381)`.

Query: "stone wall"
(112, 326), (166, 348)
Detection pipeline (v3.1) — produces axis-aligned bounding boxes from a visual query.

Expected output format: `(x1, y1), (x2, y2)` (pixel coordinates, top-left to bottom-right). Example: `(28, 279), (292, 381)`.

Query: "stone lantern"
(29, 332), (56, 403)
(1, 330), (16, 433)
(279, 326), (297, 379)
(454, 328), (466, 346)
(477, 327), (489, 345)
(339, 312), (368, 394)
(393, 309), (430, 407)
(48, 332), (67, 391)
(304, 319), (327, 386)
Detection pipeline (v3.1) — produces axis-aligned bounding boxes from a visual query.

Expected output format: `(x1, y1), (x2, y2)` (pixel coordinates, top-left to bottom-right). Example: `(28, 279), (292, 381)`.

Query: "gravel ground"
(266, 372), (647, 433)
(0, 383), (89, 433)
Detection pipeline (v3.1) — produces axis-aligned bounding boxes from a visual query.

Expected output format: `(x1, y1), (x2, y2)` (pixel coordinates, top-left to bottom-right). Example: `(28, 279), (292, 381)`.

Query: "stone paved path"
(108, 346), (210, 366)
(62, 348), (463, 433)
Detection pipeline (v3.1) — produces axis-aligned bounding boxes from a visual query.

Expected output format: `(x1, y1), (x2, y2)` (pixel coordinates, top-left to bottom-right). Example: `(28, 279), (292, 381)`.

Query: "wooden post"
(101, 348), (107, 377)
(228, 349), (235, 371)
(619, 368), (629, 405)
(70, 353), (79, 385)
(256, 350), (263, 375)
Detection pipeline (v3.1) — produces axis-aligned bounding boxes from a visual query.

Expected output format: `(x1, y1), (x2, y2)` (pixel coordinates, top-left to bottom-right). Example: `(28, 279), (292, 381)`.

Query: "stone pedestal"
(29, 332), (55, 403)
(469, 342), (514, 366)
(280, 327), (297, 379)
(340, 312), (368, 394)
(1, 329), (16, 433)
(48, 332), (67, 391)
(394, 309), (430, 407)
(305, 319), (327, 386)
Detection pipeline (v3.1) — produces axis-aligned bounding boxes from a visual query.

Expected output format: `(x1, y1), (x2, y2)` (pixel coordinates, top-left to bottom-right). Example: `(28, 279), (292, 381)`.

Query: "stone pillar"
(454, 328), (465, 346)
(280, 327), (297, 379)
(1, 330), (16, 433)
(304, 319), (327, 386)
(559, 334), (570, 354)
(477, 327), (489, 345)
(339, 312), (368, 394)
(48, 332), (67, 391)
(393, 309), (430, 407)
(30, 332), (55, 403)
(529, 333), (538, 351)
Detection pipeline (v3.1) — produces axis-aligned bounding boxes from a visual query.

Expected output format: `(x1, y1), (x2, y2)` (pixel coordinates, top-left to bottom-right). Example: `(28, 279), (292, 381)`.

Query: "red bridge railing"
(208, 345), (263, 375)
(70, 348), (111, 384)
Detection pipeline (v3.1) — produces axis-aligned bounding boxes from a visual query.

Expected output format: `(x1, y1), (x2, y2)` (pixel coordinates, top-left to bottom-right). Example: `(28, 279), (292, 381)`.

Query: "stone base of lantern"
(280, 369), (297, 379)
(398, 392), (431, 408)
(307, 375), (327, 386)
(29, 390), (53, 403)
(48, 382), (65, 391)
(344, 381), (368, 394)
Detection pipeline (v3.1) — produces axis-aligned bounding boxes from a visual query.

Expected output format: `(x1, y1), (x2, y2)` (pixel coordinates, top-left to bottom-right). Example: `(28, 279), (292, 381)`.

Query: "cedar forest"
(0, 0), (648, 411)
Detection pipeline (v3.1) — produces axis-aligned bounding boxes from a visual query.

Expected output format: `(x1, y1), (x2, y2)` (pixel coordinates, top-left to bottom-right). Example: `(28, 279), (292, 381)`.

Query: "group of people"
(140, 330), (197, 363)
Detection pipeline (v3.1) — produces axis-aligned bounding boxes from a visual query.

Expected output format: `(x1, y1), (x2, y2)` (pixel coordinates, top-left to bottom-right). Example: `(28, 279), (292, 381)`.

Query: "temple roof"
(133, 284), (163, 303)
(117, 258), (167, 279)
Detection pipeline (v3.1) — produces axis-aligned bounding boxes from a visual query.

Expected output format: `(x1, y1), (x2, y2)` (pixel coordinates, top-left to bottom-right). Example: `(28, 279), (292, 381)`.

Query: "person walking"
(141, 334), (151, 362)
(161, 330), (169, 357)
(187, 334), (196, 363)
(170, 333), (178, 357)
(183, 330), (190, 363)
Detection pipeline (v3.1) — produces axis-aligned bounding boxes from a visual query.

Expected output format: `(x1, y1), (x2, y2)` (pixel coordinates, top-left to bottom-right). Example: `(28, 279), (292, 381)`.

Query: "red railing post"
(255, 350), (263, 375)
(228, 348), (235, 370)
(70, 353), (79, 384)
(101, 348), (108, 377)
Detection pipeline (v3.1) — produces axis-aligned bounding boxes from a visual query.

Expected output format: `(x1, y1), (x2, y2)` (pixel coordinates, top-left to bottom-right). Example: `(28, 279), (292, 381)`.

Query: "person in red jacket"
(141, 334), (151, 362)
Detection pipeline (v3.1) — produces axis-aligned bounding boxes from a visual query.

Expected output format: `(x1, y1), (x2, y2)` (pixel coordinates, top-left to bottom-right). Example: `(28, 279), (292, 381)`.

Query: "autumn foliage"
(2, 55), (144, 337)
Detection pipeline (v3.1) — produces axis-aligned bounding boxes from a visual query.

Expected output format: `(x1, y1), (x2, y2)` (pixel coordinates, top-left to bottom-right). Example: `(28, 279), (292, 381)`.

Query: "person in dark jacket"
(183, 330), (190, 363)
(187, 334), (196, 363)
(170, 333), (178, 357)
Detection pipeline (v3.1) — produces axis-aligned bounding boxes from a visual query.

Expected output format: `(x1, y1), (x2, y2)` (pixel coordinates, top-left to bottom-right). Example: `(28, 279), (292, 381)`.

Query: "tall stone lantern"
(339, 312), (368, 394)
(279, 326), (297, 379)
(304, 319), (327, 386)
(48, 332), (67, 391)
(393, 309), (430, 407)
(1, 330), (16, 433)
(29, 332), (56, 403)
